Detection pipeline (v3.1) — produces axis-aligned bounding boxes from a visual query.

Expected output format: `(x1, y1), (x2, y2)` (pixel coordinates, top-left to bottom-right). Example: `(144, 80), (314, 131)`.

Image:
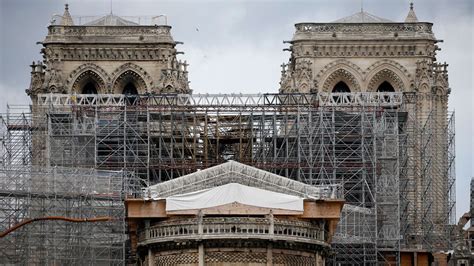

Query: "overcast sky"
(0, 0), (473, 219)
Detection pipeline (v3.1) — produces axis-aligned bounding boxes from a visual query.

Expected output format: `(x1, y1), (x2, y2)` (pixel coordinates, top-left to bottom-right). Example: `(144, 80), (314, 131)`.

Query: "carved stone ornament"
(45, 68), (67, 93)
(111, 62), (154, 93)
(158, 59), (191, 94)
(67, 63), (110, 93)
(365, 59), (411, 91)
(367, 69), (405, 91)
(26, 73), (45, 96)
(317, 59), (363, 92)
(322, 69), (361, 92)
(279, 60), (313, 93)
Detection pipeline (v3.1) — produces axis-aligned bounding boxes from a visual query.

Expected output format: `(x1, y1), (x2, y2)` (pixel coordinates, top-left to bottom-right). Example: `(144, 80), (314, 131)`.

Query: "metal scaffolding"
(0, 92), (455, 265)
(0, 107), (143, 265)
(0, 166), (141, 265)
(399, 94), (456, 254)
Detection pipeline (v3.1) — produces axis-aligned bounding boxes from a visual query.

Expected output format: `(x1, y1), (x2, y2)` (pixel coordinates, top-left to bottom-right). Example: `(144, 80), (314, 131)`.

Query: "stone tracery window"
(376, 81), (395, 104)
(123, 82), (138, 95)
(377, 81), (395, 92)
(332, 81), (351, 93)
(321, 68), (361, 93)
(123, 82), (139, 105)
(113, 70), (147, 94)
(332, 81), (351, 103)
(82, 82), (98, 94)
(72, 70), (105, 94)
(367, 68), (405, 92)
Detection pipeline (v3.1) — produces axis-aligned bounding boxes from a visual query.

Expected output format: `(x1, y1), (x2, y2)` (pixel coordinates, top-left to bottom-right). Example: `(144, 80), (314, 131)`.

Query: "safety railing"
(37, 92), (403, 108)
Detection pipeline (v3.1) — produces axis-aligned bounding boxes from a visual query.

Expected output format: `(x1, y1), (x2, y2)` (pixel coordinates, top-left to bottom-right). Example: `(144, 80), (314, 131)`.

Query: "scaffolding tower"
(0, 166), (141, 265)
(0, 107), (143, 265)
(1, 92), (455, 265)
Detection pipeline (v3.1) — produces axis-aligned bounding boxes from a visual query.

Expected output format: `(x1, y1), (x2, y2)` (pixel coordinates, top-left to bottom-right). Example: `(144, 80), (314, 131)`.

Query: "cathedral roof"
(84, 14), (139, 26)
(333, 10), (393, 23)
(60, 4), (74, 26)
(405, 2), (419, 23)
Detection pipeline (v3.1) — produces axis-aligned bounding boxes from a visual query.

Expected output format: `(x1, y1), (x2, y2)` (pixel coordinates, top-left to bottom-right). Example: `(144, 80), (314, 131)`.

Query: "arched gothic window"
(113, 70), (146, 94)
(72, 69), (105, 94)
(377, 81), (395, 92)
(123, 83), (138, 95)
(332, 81), (351, 104)
(332, 81), (351, 93)
(82, 82), (98, 94)
(122, 82), (138, 105)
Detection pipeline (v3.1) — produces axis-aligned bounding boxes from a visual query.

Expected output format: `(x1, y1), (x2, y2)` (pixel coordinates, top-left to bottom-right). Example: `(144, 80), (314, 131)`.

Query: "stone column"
(147, 248), (153, 266)
(145, 220), (153, 266)
(267, 211), (274, 266)
(268, 210), (274, 236)
(198, 210), (204, 266)
(315, 252), (323, 266)
(198, 245), (204, 266)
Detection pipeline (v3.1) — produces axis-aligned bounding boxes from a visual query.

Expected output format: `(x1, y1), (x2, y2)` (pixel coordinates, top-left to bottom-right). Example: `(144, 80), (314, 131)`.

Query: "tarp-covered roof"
(166, 183), (303, 211)
(145, 160), (341, 200)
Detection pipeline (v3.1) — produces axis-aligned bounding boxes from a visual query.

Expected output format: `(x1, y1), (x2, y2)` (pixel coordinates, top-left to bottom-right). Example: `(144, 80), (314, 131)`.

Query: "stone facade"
(26, 4), (190, 102)
(279, 5), (451, 251)
(279, 19), (447, 96)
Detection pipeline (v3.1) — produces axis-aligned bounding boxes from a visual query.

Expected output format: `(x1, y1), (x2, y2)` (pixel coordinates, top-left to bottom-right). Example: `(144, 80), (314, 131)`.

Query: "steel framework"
(0, 106), (142, 265)
(0, 166), (141, 265)
(0, 92), (455, 265)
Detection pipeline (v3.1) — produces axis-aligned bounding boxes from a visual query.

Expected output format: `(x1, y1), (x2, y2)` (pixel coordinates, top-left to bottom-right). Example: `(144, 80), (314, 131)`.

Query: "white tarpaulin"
(166, 183), (303, 211)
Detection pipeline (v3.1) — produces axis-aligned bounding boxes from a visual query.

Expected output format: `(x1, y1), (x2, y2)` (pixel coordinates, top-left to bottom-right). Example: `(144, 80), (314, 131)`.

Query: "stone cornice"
(292, 22), (435, 42)
(43, 46), (174, 61)
(290, 43), (436, 58)
(45, 25), (175, 44)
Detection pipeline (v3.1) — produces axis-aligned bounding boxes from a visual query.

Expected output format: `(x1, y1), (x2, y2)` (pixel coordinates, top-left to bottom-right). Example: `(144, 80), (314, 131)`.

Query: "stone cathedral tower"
(26, 4), (191, 102)
(280, 2), (452, 255)
(25, 4), (192, 169)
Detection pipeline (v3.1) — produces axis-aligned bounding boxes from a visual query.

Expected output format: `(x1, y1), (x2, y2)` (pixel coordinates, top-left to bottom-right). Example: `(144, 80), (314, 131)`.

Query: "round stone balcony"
(138, 217), (327, 247)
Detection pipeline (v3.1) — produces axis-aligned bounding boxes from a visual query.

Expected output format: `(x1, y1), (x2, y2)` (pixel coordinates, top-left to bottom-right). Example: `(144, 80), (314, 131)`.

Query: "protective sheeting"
(166, 183), (303, 211)
(145, 160), (343, 200)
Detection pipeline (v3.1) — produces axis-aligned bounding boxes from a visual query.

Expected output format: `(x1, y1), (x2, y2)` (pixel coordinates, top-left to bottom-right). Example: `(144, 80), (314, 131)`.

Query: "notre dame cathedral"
(4, 2), (454, 265)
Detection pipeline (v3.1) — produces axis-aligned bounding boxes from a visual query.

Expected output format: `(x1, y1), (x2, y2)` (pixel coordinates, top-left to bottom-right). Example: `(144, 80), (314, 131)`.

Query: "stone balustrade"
(138, 217), (326, 246)
(44, 25), (175, 45)
(47, 25), (172, 36)
(294, 22), (434, 36)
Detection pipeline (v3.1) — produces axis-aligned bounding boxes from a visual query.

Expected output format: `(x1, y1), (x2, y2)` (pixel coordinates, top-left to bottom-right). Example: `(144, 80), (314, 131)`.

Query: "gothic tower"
(280, 2), (452, 255)
(25, 4), (192, 169)
(26, 4), (191, 102)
